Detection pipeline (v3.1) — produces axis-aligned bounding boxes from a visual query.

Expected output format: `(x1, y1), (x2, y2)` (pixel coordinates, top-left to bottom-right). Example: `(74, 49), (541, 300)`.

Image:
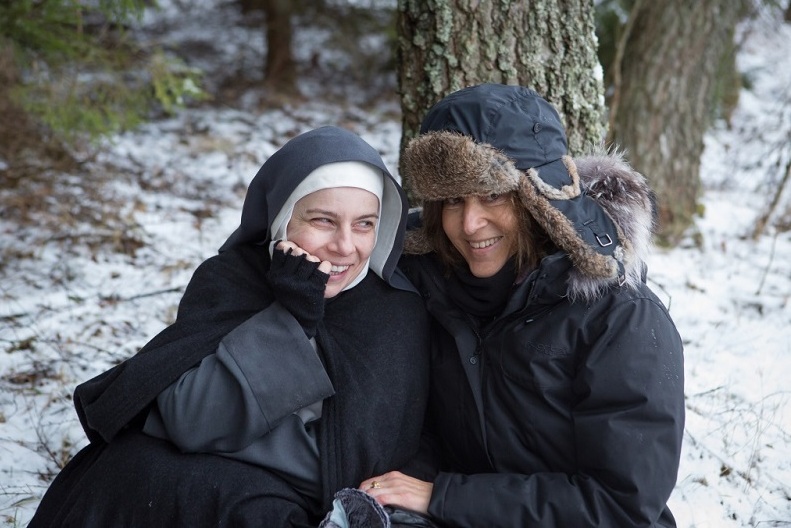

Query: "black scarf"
(446, 258), (517, 320)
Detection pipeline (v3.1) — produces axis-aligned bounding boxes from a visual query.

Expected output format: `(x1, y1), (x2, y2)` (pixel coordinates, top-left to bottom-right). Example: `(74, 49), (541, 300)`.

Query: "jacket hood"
(403, 84), (654, 301)
(220, 126), (408, 284)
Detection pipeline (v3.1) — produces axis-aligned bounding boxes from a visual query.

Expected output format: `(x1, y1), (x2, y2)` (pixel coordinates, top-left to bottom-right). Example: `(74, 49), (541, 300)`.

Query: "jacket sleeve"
(146, 302), (335, 453)
(73, 245), (306, 444)
(428, 296), (685, 527)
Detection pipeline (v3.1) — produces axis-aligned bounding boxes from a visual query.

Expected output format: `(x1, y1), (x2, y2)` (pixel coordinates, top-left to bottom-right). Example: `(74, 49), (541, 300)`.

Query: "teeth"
(330, 265), (350, 275)
(470, 237), (501, 249)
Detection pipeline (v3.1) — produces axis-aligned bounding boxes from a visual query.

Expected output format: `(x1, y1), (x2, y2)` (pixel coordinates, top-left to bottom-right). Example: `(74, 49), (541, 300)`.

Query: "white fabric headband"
(269, 160), (384, 243)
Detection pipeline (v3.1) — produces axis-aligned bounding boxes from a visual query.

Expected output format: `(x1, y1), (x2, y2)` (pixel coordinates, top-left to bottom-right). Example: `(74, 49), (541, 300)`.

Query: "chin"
(467, 260), (508, 278)
(464, 263), (488, 277)
(323, 283), (344, 298)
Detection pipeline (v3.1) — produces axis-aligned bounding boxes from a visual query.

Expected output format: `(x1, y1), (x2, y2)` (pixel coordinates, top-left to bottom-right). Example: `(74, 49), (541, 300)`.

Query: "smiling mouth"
(469, 237), (502, 249)
(329, 264), (351, 275)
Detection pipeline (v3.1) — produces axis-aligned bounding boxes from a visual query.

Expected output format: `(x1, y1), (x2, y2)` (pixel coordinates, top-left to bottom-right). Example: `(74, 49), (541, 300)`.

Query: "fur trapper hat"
(403, 84), (655, 299)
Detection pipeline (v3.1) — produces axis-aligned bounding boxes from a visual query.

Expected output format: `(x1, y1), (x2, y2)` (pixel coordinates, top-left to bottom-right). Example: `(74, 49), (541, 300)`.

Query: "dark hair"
(421, 191), (552, 276)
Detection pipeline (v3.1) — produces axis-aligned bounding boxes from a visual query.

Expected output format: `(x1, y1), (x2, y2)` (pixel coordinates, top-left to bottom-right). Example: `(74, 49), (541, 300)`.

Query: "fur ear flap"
(525, 156), (582, 201)
(518, 169), (620, 281)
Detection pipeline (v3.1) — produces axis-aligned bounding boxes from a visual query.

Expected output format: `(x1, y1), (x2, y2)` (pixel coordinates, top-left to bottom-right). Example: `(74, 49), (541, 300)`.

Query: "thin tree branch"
(0, 287), (184, 322)
(751, 156), (791, 240)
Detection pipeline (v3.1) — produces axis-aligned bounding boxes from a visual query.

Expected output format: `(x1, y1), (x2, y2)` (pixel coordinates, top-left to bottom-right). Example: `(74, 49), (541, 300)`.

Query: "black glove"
(267, 245), (329, 338)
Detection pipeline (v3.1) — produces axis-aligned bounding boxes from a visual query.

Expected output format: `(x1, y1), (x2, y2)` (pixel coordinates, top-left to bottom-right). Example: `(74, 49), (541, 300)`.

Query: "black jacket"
(401, 151), (685, 527)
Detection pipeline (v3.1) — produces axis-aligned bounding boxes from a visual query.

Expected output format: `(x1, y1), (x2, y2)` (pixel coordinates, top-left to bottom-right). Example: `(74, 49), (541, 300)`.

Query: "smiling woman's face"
(441, 193), (518, 277)
(287, 187), (380, 298)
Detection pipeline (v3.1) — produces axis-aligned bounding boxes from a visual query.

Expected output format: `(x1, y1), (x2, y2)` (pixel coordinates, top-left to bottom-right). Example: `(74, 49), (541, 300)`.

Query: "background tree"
(396, 0), (605, 195)
(604, 0), (750, 245)
(262, 0), (296, 91)
(236, 0), (396, 100)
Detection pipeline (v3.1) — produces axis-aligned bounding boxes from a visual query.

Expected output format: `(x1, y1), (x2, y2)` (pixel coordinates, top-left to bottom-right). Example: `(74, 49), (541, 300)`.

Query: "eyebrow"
(304, 208), (379, 220)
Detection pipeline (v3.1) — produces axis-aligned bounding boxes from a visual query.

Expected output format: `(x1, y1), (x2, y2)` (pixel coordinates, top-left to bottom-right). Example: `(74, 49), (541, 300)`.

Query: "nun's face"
(288, 187), (380, 298)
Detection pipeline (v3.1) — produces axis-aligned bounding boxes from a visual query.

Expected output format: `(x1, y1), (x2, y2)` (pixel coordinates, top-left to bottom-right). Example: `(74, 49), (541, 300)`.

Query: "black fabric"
(32, 430), (317, 528)
(268, 245), (330, 338)
(402, 251), (685, 528)
(314, 272), (431, 512)
(31, 246), (430, 527)
(419, 84), (567, 172)
(550, 185), (622, 259)
(386, 507), (441, 528)
(445, 258), (516, 319)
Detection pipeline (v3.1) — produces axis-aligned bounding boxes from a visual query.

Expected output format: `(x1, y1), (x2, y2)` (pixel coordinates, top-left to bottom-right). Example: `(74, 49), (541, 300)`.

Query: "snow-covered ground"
(1, 3), (790, 527)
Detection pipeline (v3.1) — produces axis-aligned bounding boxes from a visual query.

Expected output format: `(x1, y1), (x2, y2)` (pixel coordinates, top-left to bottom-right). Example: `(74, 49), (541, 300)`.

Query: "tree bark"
(262, 0), (296, 92)
(396, 0), (604, 199)
(610, 1), (744, 246)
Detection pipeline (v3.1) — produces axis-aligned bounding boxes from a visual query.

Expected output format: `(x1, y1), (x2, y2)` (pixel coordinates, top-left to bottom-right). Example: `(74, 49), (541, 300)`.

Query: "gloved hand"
(267, 243), (329, 338)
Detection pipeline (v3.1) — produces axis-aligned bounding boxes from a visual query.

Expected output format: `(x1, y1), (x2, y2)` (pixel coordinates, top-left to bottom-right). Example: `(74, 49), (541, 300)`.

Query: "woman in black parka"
(29, 126), (430, 527)
(362, 84), (685, 527)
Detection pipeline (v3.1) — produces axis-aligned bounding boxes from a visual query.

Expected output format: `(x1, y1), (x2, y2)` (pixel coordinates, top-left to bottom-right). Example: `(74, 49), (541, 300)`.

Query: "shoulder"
(187, 245), (270, 293)
(194, 244), (270, 279)
(178, 244), (273, 317)
(582, 282), (681, 341)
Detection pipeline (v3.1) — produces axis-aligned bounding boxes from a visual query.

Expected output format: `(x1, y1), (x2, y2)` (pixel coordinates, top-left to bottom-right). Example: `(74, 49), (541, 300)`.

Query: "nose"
(329, 226), (354, 256)
(462, 198), (487, 235)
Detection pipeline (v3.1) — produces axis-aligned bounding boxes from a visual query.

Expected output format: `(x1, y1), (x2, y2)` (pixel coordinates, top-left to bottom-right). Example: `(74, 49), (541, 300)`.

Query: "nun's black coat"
(29, 127), (430, 528)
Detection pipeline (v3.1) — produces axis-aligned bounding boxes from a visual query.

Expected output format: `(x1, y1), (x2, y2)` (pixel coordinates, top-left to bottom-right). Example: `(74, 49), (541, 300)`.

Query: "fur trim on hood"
(565, 149), (655, 300)
(403, 133), (655, 301)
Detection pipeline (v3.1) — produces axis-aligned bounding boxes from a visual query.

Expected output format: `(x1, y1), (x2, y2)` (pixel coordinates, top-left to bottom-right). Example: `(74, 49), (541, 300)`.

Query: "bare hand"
(359, 471), (433, 514)
(275, 240), (331, 274)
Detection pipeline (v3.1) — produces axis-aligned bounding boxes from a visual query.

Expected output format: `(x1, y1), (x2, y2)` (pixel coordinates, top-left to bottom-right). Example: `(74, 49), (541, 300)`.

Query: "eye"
(482, 193), (507, 204)
(443, 197), (463, 208)
(310, 217), (334, 226)
(354, 220), (376, 231)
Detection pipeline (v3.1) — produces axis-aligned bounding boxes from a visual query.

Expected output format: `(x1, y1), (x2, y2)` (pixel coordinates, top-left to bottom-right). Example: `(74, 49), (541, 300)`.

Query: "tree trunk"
(610, 1), (744, 246)
(262, 0), (296, 92)
(396, 0), (604, 199)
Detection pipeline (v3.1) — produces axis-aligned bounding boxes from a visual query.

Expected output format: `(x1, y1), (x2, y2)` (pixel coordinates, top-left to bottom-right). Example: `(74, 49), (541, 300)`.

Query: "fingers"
(275, 240), (299, 255)
(276, 241), (321, 263)
(360, 474), (388, 491)
(359, 472), (432, 514)
(274, 241), (329, 278)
